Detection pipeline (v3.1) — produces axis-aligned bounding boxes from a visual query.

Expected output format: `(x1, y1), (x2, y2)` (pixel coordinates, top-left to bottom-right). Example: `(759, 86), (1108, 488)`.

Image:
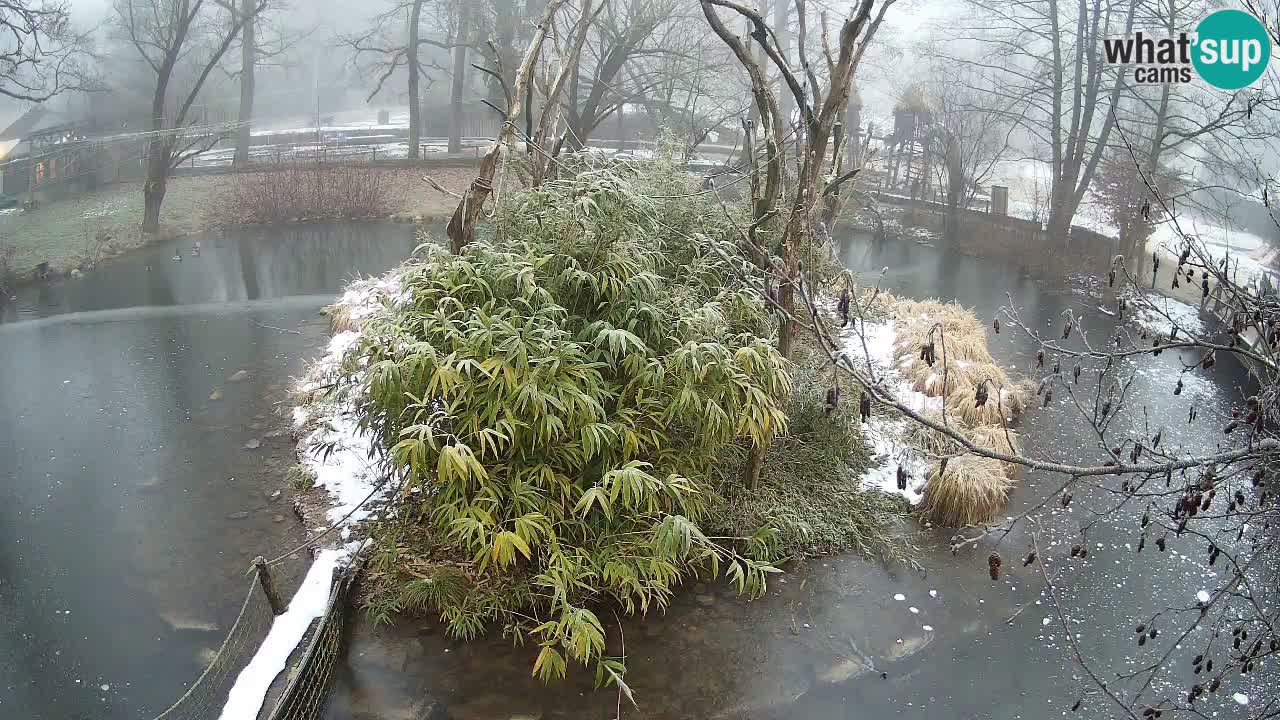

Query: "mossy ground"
(707, 343), (917, 566)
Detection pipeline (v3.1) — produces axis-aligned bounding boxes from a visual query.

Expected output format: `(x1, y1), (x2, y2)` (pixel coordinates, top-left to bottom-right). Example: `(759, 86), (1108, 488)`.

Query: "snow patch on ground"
(294, 274), (407, 530)
(840, 318), (936, 504)
(81, 200), (124, 219)
(216, 544), (359, 720)
(301, 414), (380, 530)
(215, 274), (412, 720)
(1150, 221), (1272, 287)
(1124, 289), (1208, 339)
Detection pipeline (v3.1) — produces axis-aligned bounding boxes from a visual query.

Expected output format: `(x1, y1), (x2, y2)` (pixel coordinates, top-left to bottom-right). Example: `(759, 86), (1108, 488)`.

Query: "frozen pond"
(318, 230), (1272, 720)
(0, 222), (418, 719)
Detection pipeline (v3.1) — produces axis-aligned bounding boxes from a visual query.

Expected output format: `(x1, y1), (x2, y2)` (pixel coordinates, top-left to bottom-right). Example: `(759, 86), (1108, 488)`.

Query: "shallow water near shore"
(0, 222), (417, 719)
(1, 218), (1269, 720)
(319, 230), (1272, 720)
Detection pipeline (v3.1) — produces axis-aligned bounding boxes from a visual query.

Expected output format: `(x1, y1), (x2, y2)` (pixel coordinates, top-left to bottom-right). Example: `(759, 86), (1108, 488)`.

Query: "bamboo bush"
(339, 159), (804, 683)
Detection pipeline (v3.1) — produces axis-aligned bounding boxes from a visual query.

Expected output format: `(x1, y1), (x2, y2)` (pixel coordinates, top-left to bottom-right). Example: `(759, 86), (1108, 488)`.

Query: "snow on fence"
(148, 549), (362, 720)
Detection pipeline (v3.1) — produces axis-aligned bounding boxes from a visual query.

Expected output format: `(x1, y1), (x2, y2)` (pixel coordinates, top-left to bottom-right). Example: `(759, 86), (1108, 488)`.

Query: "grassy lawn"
(0, 165), (473, 277)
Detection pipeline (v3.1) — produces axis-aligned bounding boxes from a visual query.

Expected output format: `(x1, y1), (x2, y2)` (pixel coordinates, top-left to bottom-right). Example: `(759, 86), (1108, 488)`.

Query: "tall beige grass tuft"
(921, 456), (1014, 527)
(885, 297), (1032, 526)
(326, 303), (359, 334)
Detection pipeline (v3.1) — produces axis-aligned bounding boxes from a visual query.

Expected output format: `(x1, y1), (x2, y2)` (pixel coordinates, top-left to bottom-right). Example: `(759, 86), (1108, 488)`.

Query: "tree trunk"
(447, 0), (566, 254)
(773, 0), (791, 130)
(407, 0), (426, 160)
(144, 53), (173, 234)
(846, 100), (861, 167)
(143, 143), (168, 233)
(448, 4), (469, 154)
(944, 204), (960, 240)
(565, 62), (583, 151)
(1145, 0), (1174, 176)
(1047, 187), (1074, 244)
(745, 443), (766, 489)
(233, 0), (256, 167)
(745, 19), (764, 127)
(531, 0), (596, 185)
(944, 173), (964, 240)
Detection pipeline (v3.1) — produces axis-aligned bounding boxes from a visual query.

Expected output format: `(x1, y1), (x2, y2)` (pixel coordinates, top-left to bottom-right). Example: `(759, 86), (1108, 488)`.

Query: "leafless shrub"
(0, 245), (26, 299)
(75, 218), (114, 270)
(216, 163), (395, 225)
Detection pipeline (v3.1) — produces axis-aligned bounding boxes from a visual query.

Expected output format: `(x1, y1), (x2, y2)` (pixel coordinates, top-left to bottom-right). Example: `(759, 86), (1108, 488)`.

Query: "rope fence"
(146, 550), (364, 720)
(150, 578), (276, 720)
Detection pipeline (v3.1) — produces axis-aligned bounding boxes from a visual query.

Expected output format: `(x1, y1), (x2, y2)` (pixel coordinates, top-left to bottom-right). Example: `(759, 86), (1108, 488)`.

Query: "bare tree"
(1107, 0), (1280, 235)
(234, 0), (256, 166)
(937, 0), (1135, 243)
(558, 0), (704, 150)
(933, 0), (1278, 252)
(923, 76), (1018, 239)
(445, 0), (568, 254)
(702, 0), (892, 356)
(446, 1), (469, 154)
(624, 20), (743, 155)
(527, 0), (601, 186)
(343, 0), (454, 160)
(0, 0), (90, 101)
(701, 0), (893, 490)
(406, 0), (426, 157)
(231, 0), (308, 167)
(115, 0), (262, 232)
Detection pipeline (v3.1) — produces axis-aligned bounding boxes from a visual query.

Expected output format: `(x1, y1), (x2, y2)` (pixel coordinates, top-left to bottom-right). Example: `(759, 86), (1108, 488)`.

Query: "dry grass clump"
(967, 425), (1024, 476)
(898, 355), (1016, 399)
(902, 408), (952, 455)
(886, 297), (1034, 527)
(967, 425), (1022, 457)
(326, 303), (359, 334)
(892, 299), (990, 360)
(943, 377), (1035, 427)
(920, 456), (1014, 527)
(904, 414), (1024, 469)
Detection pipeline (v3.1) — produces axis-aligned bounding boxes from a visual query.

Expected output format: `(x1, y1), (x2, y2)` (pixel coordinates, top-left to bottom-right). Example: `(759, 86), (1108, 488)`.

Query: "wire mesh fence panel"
(267, 566), (359, 720)
(150, 577), (276, 720)
(148, 558), (360, 720)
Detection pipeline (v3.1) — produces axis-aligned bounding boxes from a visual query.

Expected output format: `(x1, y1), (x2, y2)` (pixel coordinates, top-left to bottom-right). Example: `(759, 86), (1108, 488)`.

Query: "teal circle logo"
(1192, 9), (1271, 89)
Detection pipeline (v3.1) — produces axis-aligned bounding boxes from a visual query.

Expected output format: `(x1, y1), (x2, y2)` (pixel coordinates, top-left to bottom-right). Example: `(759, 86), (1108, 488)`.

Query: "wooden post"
(253, 555), (286, 616)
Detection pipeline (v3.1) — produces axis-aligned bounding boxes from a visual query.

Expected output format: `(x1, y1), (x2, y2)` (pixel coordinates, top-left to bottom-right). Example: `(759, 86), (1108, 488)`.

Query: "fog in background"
(1, 0), (1277, 241)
